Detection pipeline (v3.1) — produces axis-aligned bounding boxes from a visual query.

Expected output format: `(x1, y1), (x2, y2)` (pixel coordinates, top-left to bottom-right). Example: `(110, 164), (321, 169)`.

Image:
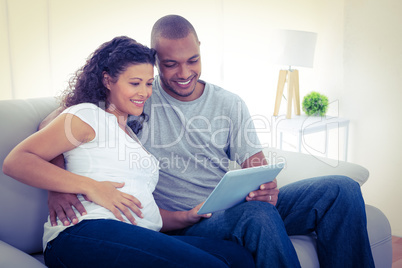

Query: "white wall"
(1, 0), (401, 236)
(0, 0), (52, 99)
(0, 0), (226, 100)
(343, 0), (402, 236)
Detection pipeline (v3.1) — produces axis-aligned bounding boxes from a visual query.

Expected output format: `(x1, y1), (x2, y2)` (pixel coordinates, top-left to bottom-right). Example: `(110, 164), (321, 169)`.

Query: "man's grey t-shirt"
(136, 76), (262, 211)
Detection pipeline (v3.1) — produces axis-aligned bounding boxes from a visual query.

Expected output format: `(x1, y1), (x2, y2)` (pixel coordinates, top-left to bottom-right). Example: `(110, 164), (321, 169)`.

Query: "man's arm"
(160, 151), (277, 232)
(242, 151), (279, 205)
(159, 204), (211, 233)
(47, 155), (87, 226)
(40, 107), (87, 226)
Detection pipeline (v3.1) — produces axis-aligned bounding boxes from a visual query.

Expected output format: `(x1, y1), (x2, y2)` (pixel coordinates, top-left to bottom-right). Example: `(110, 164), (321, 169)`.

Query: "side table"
(273, 115), (350, 161)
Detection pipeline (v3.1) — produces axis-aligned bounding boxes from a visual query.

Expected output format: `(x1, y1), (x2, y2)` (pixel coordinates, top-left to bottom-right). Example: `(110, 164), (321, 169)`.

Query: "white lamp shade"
(276, 30), (317, 68)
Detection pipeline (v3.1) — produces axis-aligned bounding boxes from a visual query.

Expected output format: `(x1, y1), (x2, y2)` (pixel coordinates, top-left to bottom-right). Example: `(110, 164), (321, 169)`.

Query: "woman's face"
(105, 63), (154, 119)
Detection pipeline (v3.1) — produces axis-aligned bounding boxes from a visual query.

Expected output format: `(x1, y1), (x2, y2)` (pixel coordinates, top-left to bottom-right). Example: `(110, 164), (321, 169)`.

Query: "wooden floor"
(393, 236), (402, 268)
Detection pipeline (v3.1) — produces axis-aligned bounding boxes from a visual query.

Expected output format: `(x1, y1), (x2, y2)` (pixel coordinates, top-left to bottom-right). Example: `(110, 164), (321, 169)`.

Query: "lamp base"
(273, 69), (301, 119)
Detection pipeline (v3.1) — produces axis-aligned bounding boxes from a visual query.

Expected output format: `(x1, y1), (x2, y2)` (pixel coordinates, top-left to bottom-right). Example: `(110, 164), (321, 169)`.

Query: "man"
(48, 15), (375, 267)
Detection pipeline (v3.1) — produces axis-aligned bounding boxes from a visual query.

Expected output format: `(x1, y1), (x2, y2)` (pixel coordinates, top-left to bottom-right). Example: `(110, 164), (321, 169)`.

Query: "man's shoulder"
(203, 80), (243, 102)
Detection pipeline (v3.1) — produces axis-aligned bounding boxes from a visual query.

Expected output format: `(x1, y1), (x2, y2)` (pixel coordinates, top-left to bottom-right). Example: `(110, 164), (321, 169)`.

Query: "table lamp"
(273, 30), (317, 119)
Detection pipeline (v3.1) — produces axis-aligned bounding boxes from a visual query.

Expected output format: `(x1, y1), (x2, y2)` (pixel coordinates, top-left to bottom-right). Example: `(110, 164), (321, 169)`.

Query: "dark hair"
(61, 36), (155, 134)
(151, 15), (199, 48)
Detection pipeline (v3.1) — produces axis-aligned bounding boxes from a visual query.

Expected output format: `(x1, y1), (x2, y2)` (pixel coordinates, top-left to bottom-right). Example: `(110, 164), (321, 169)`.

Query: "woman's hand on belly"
(85, 181), (143, 224)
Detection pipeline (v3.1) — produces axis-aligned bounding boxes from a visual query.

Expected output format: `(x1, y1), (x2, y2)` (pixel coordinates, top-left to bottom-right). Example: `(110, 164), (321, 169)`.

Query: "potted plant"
(302, 91), (329, 116)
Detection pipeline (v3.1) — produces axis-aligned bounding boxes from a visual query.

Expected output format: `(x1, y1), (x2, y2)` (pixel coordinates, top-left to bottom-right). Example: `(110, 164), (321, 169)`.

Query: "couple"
(4, 15), (375, 267)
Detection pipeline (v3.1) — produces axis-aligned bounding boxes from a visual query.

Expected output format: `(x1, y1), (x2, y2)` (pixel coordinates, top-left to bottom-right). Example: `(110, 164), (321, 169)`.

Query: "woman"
(3, 36), (253, 268)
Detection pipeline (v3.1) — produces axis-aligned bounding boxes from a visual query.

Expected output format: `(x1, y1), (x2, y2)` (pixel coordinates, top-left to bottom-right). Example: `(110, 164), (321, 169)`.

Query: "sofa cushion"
(0, 240), (46, 268)
(262, 148), (370, 188)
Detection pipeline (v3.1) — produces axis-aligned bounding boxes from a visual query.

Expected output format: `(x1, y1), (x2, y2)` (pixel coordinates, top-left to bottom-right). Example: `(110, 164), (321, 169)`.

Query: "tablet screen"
(198, 163), (284, 214)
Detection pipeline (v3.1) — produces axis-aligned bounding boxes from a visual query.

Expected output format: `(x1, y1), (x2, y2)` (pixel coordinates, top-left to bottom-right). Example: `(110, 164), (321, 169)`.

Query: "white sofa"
(0, 97), (393, 267)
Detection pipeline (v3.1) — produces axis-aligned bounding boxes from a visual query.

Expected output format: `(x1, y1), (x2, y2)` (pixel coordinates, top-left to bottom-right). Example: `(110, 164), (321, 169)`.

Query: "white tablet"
(197, 163), (284, 215)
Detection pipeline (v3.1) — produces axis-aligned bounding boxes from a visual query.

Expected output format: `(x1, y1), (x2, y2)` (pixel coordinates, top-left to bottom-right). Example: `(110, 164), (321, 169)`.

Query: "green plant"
(302, 91), (329, 116)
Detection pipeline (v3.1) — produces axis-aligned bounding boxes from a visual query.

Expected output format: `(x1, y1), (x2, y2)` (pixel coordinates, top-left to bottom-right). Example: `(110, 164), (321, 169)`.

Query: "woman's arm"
(38, 106), (64, 130)
(4, 113), (92, 190)
(3, 113), (142, 224)
(39, 108), (88, 226)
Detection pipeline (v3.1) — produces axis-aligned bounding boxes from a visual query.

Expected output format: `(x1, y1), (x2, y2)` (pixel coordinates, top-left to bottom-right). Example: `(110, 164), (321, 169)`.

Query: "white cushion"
(262, 148), (369, 188)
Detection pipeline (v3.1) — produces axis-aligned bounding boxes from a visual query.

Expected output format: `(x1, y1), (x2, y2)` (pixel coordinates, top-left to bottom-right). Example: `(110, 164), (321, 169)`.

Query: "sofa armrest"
(0, 240), (46, 268)
(365, 205), (393, 268)
(0, 97), (58, 255)
(263, 148), (369, 188)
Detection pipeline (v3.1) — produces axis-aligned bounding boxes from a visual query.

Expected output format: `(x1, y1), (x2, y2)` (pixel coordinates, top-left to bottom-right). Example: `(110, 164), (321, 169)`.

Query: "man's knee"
(333, 175), (360, 189)
(324, 175), (361, 196)
(228, 201), (282, 226)
(228, 202), (288, 246)
(231, 200), (275, 213)
(311, 176), (364, 212)
(309, 175), (360, 195)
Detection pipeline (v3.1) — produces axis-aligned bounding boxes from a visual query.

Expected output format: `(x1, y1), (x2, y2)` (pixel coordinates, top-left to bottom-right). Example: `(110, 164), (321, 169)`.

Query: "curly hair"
(61, 36), (156, 134)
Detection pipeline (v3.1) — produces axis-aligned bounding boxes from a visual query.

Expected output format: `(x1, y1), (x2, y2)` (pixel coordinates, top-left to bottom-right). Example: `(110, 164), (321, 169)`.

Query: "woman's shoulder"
(61, 103), (105, 129)
(62, 102), (101, 113)
(61, 103), (106, 118)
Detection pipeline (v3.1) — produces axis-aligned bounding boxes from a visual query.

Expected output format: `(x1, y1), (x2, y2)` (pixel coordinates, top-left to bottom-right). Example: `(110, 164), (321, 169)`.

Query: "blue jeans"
(169, 176), (375, 268)
(44, 219), (254, 268)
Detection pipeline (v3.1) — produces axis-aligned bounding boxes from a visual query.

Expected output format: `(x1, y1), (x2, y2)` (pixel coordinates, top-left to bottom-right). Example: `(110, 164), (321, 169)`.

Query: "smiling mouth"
(175, 75), (196, 87)
(131, 100), (145, 105)
(177, 80), (191, 85)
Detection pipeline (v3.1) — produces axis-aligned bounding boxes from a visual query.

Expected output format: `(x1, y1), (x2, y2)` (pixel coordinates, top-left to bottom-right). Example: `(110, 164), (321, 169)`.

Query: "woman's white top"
(42, 103), (162, 251)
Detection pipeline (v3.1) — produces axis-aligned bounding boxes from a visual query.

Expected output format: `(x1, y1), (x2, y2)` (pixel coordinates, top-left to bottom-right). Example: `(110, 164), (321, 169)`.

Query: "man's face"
(155, 33), (202, 101)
